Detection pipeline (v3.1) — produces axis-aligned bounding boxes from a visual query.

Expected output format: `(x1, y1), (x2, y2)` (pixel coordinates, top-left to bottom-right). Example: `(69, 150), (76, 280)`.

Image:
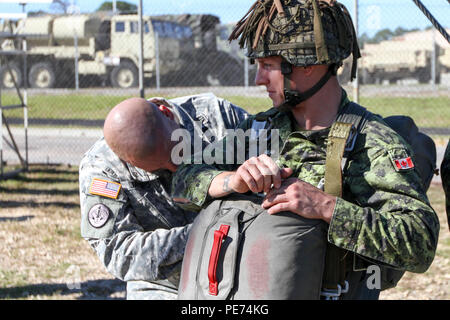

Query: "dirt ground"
(0, 165), (448, 300)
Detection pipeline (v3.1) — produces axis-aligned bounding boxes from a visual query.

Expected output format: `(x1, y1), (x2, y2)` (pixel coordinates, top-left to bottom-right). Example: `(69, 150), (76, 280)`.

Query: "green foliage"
(96, 1), (137, 13)
(359, 27), (420, 45)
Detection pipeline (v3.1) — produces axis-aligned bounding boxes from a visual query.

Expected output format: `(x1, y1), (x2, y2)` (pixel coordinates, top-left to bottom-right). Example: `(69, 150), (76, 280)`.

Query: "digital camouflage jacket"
(79, 93), (248, 299)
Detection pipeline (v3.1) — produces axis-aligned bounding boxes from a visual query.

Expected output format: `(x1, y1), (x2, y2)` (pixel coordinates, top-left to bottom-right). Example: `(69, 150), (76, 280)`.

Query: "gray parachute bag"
(178, 194), (328, 300)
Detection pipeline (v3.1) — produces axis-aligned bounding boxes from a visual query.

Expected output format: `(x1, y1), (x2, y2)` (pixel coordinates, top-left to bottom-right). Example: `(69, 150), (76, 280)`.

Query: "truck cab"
(106, 14), (194, 88)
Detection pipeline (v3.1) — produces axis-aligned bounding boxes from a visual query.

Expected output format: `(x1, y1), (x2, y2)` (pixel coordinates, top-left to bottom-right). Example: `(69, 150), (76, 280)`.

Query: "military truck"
(349, 29), (450, 85)
(0, 13), (195, 88)
(154, 14), (246, 86)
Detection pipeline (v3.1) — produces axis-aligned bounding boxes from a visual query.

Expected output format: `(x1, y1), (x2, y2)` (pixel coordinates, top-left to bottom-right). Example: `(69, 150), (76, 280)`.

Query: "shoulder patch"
(89, 178), (121, 199)
(88, 204), (110, 228)
(387, 148), (415, 172)
(393, 157), (414, 171)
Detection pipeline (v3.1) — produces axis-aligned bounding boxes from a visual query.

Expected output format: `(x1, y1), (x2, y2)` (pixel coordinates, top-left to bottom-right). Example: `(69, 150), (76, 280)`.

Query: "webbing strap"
(324, 122), (353, 197)
(321, 102), (369, 294)
(321, 122), (352, 292)
(277, 63), (334, 113)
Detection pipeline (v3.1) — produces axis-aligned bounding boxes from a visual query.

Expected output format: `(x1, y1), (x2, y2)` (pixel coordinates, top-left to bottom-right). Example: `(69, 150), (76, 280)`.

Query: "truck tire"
(0, 63), (22, 89)
(28, 62), (56, 88)
(110, 61), (138, 88)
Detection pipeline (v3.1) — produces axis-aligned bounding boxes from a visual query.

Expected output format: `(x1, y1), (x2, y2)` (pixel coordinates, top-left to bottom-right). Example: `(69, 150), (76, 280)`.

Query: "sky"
(0, 0), (448, 37)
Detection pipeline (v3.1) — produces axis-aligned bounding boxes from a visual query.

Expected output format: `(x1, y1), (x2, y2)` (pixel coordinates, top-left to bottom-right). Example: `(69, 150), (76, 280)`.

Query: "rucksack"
(178, 193), (329, 300)
(177, 102), (437, 299)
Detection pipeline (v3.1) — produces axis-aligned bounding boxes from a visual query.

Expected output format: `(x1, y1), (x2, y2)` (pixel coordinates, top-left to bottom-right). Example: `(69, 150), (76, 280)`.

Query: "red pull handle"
(208, 224), (230, 296)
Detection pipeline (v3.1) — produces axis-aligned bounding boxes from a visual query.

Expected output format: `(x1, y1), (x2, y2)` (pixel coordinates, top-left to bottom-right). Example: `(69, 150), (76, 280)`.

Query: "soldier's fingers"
(257, 154), (282, 189)
(280, 167), (294, 179)
(148, 97), (171, 108)
(262, 193), (289, 209)
(267, 202), (292, 215)
(237, 167), (259, 193)
(245, 162), (265, 192)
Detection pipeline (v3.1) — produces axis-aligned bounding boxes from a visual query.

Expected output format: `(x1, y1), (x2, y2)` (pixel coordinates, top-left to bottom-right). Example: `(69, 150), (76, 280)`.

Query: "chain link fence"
(0, 0), (449, 176)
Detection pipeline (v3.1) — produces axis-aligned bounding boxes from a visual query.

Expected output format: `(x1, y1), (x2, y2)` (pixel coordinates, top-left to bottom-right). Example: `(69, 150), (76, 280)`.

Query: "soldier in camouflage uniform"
(442, 140), (450, 231)
(172, 0), (440, 299)
(79, 93), (248, 299)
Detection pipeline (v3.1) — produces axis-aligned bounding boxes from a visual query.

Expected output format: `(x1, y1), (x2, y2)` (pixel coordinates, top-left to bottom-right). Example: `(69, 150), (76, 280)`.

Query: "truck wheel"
(28, 62), (56, 88)
(110, 62), (138, 88)
(0, 63), (22, 88)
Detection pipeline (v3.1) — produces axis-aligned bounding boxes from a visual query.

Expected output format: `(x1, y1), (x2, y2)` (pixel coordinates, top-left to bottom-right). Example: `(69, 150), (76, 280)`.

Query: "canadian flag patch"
(394, 157), (414, 170)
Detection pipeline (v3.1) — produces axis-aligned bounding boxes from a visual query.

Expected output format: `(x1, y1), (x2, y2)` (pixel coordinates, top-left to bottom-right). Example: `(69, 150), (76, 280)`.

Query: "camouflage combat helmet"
(229, 0), (361, 109)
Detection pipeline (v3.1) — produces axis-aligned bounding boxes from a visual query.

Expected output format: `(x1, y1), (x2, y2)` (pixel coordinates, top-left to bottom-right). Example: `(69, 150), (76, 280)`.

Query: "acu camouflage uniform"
(172, 90), (440, 287)
(442, 140), (450, 231)
(79, 93), (248, 300)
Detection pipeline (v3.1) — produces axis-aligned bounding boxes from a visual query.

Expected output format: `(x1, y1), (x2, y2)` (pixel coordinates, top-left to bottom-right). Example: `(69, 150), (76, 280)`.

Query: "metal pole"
(431, 29), (436, 88)
(155, 32), (160, 90)
(138, 0), (145, 98)
(113, 0), (117, 14)
(23, 38), (28, 170)
(412, 0), (449, 43)
(353, 0), (359, 103)
(74, 31), (79, 91)
(244, 58), (249, 88)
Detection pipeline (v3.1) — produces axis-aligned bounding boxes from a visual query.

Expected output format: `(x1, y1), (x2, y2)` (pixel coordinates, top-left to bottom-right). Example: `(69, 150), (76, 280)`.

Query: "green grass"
(1, 94), (134, 120)
(359, 96), (450, 128)
(1, 93), (449, 129)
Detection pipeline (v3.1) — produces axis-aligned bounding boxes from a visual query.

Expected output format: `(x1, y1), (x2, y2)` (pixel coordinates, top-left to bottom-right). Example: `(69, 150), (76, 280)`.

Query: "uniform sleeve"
(328, 126), (440, 273)
(219, 98), (249, 128)
(172, 117), (254, 211)
(79, 156), (191, 284)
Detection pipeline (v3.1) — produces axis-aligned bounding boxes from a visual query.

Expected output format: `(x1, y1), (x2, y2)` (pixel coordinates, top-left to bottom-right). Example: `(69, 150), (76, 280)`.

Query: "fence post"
(155, 32), (160, 91)
(353, 0), (359, 104)
(244, 58), (249, 88)
(74, 30), (79, 91)
(138, 0), (145, 98)
(431, 29), (436, 89)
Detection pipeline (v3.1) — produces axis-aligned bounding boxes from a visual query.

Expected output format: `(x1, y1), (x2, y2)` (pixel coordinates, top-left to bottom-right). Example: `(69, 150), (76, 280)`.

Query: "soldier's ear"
(158, 105), (174, 121)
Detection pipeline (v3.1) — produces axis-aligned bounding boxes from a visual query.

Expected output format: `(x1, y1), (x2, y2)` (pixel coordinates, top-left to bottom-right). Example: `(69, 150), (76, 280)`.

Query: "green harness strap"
(321, 102), (369, 298)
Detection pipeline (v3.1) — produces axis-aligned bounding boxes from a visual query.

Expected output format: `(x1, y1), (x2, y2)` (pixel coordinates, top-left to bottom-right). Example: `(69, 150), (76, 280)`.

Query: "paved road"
(1, 127), (102, 167)
(2, 127), (447, 184)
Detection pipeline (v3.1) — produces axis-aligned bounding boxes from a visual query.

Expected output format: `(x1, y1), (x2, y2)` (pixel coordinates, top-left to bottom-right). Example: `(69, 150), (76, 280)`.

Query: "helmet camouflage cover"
(229, 0), (361, 80)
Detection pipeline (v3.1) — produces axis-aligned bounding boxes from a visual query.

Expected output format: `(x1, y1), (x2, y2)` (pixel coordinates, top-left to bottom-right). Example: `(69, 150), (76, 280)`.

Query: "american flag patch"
(394, 157), (414, 170)
(89, 178), (121, 199)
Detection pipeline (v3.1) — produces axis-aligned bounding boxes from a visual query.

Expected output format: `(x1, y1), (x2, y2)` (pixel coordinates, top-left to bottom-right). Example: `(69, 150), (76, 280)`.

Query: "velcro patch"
(89, 178), (121, 199)
(88, 204), (110, 228)
(394, 157), (414, 171)
(388, 148), (415, 172)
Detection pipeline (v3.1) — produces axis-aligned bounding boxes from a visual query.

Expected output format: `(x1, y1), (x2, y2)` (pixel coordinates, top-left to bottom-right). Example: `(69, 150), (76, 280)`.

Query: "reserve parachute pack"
(178, 193), (329, 299)
(177, 102), (437, 300)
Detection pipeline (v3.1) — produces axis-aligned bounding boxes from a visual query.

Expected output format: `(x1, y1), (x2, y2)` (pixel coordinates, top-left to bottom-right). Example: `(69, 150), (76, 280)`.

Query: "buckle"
(344, 125), (358, 152)
(321, 281), (349, 300)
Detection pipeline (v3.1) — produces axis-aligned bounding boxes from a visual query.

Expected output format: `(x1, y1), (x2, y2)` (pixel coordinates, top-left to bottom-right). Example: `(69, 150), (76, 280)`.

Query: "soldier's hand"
(262, 177), (336, 223)
(229, 154), (293, 194)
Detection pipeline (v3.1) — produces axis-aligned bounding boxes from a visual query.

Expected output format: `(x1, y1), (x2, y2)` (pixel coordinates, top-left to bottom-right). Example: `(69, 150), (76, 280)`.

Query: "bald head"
(104, 97), (178, 171)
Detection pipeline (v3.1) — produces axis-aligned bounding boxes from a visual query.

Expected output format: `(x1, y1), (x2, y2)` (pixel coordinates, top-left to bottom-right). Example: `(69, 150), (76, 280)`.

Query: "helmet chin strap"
(277, 61), (338, 113)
